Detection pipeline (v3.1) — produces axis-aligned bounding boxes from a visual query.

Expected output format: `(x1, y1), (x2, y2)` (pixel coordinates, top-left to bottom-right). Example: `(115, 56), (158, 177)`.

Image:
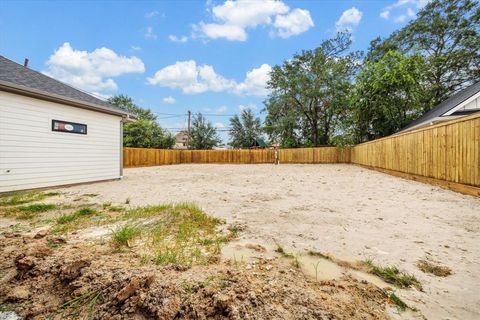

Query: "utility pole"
(187, 110), (191, 149)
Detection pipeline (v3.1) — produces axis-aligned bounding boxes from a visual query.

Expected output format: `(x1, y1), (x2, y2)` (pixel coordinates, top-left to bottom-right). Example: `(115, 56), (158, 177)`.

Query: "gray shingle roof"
(402, 81), (480, 131)
(0, 55), (131, 117)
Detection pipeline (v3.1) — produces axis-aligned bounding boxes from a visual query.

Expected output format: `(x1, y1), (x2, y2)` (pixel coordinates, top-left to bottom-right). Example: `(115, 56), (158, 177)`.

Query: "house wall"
(0, 91), (122, 192)
(457, 96), (479, 112)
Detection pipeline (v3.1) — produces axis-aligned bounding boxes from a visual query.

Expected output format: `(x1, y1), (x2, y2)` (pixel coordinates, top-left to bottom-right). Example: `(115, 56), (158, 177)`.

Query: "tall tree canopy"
(351, 51), (427, 141)
(229, 109), (263, 148)
(265, 33), (360, 147)
(367, 0), (480, 110)
(108, 94), (175, 149)
(189, 113), (221, 150)
(108, 95), (157, 121)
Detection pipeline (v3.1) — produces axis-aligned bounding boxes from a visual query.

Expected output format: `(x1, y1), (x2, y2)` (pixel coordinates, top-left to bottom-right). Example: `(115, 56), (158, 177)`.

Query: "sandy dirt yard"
(1, 164), (479, 319)
(59, 164), (480, 319)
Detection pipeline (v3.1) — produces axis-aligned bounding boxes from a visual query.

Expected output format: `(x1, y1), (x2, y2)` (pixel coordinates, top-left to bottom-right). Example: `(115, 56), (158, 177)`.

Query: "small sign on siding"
(52, 119), (87, 134)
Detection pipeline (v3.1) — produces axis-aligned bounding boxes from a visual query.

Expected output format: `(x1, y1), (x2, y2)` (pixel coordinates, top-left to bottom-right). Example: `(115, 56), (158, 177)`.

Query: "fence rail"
(123, 112), (479, 195)
(351, 112), (479, 188)
(123, 147), (350, 168)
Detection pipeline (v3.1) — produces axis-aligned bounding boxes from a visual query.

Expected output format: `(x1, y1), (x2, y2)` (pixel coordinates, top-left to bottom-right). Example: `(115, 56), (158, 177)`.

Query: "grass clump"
(56, 207), (97, 225)
(417, 260), (452, 277)
(16, 203), (57, 219)
(82, 193), (98, 197)
(111, 224), (142, 247)
(361, 259), (421, 289)
(0, 191), (59, 207)
(308, 250), (331, 260)
(275, 242), (294, 258)
(117, 203), (232, 266)
(388, 292), (408, 311)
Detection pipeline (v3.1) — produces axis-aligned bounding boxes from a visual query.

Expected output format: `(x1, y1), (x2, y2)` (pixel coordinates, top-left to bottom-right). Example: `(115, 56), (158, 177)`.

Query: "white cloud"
(145, 10), (159, 18)
(380, 10), (390, 19)
(214, 122), (226, 129)
(274, 9), (314, 38)
(131, 46), (142, 51)
(44, 42), (145, 93)
(394, 14), (407, 23)
(233, 64), (272, 96)
(336, 7), (363, 32)
(145, 26), (157, 40)
(194, 23), (248, 41)
(193, 0), (312, 41)
(381, 0), (429, 23)
(169, 35), (188, 43)
(147, 60), (271, 96)
(162, 96), (176, 104)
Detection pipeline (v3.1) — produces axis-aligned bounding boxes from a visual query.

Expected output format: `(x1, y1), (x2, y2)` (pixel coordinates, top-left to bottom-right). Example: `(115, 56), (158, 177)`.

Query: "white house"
(401, 81), (480, 132)
(0, 56), (134, 193)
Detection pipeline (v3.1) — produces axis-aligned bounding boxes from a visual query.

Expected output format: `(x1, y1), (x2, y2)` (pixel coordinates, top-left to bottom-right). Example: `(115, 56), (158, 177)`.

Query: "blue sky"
(0, 0), (428, 142)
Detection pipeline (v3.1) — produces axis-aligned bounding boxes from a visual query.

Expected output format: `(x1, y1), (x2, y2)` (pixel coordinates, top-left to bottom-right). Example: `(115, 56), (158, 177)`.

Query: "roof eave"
(0, 80), (135, 119)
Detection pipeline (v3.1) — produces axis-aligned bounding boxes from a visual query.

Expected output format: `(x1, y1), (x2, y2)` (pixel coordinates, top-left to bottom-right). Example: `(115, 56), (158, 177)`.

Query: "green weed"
(275, 243), (294, 258)
(56, 207), (96, 225)
(0, 191), (59, 206)
(388, 292), (407, 311)
(111, 224), (142, 247)
(361, 259), (421, 289)
(16, 203), (57, 219)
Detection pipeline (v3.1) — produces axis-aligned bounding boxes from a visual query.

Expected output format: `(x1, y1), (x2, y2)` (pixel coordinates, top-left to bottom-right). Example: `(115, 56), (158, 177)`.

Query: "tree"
(351, 51), (427, 141)
(366, 0), (480, 110)
(108, 94), (156, 121)
(123, 119), (175, 148)
(189, 113), (221, 150)
(109, 94), (175, 148)
(229, 109), (262, 148)
(265, 32), (360, 147)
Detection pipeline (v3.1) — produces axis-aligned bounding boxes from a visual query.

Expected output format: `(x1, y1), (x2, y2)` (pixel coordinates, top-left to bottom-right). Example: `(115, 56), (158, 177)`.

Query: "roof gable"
(0, 55), (131, 117)
(402, 81), (480, 131)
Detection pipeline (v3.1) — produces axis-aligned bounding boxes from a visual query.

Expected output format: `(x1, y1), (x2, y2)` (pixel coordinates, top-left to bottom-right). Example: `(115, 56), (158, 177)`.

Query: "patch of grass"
(111, 224), (142, 247)
(117, 203), (232, 266)
(275, 242), (294, 258)
(122, 204), (172, 219)
(417, 260), (452, 277)
(82, 193), (98, 197)
(108, 206), (125, 212)
(56, 207), (97, 225)
(16, 203), (57, 219)
(308, 250), (332, 260)
(0, 191), (59, 207)
(57, 290), (102, 318)
(77, 207), (96, 216)
(360, 259), (421, 289)
(291, 255), (301, 268)
(389, 292), (407, 311)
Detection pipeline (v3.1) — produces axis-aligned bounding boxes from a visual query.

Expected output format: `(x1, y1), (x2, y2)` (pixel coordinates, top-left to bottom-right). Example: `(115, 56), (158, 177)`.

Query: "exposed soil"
(0, 227), (392, 320)
(1, 164), (479, 319)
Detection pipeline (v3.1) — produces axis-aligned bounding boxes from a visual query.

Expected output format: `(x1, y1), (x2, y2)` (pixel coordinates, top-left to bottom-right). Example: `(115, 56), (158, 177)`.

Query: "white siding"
(457, 96), (479, 111)
(0, 91), (122, 192)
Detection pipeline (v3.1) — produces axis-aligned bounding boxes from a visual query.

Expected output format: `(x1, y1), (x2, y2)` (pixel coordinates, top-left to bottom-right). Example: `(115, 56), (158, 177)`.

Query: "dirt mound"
(0, 232), (390, 319)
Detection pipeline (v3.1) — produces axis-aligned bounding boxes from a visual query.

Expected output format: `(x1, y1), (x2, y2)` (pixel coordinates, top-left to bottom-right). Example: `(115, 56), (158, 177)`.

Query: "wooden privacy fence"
(123, 147), (350, 168)
(351, 112), (480, 193)
(123, 112), (479, 196)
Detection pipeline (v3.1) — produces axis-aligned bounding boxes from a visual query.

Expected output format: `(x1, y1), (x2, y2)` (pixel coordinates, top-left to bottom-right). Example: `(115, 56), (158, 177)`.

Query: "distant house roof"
(0, 55), (134, 118)
(252, 137), (268, 148)
(175, 131), (189, 143)
(401, 81), (480, 132)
